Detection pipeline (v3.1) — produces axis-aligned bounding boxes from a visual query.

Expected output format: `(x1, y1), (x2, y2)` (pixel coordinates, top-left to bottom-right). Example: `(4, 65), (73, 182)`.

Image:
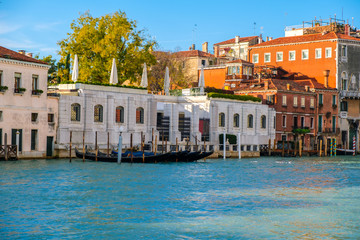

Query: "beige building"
(0, 46), (58, 158)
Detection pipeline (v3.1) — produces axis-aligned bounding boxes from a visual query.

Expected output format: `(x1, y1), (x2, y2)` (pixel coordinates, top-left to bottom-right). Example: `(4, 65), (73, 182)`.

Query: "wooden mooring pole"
(69, 131), (72, 162)
(299, 139), (302, 157)
(4, 133), (7, 161)
(282, 140), (285, 157)
(155, 135), (157, 155)
(162, 130), (164, 153)
(82, 131), (85, 162)
(152, 128), (154, 153)
(130, 133), (133, 163)
(142, 133), (145, 163)
(268, 139), (271, 156)
(319, 139), (323, 157)
(95, 131), (98, 162)
(107, 132), (110, 157)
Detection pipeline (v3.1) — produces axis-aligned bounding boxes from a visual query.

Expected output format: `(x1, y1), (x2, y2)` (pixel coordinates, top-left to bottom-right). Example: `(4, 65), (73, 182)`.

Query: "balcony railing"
(322, 128), (340, 135)
(340, 90), (360, 99)
(265, 100), (274, 105)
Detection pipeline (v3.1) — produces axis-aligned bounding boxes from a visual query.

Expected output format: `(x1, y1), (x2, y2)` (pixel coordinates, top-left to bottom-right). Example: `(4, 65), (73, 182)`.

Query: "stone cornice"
(0, 58), (50, 69)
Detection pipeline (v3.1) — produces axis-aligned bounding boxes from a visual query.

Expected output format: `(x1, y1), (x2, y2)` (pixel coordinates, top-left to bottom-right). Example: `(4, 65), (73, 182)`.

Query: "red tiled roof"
(250, 32), (360, 48)
(214, 36), (258, 45)
(172, 50), (214, 58)
(227, 59), (254, 65)
(0, 46), (48, 65)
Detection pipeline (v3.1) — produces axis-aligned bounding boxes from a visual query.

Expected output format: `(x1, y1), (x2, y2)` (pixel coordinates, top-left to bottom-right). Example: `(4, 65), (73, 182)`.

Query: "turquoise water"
(1, 157), (360, 239)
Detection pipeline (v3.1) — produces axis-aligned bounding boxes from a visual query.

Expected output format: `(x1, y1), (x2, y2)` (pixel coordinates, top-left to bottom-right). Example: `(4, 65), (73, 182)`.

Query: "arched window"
(341, 71), (348, 90)
(94, 105), (103, 122)
(136, 107), (144, 124)
(233, 114), (240, 128)
(261, 115), (266, 129)
(247, 114), (253, 128)
(219, 113), (225, 127)
(71, 103), (81, 121)
(116, 106), (124, 123)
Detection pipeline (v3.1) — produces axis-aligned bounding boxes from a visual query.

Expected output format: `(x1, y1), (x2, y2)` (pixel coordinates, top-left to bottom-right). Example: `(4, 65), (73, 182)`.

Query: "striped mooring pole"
(330, 138), (333, 157)
(334, 138), (337, 156)
(353, 136), (356, 156)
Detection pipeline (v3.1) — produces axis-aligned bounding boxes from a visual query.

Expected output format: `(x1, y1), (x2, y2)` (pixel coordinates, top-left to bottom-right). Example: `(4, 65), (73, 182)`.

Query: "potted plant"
(32, 89), (43, 95)
(0, 86), (8, 92)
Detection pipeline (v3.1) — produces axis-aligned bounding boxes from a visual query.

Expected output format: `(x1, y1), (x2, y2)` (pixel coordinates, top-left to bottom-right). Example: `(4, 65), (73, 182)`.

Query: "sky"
(0, 0), (359, 60)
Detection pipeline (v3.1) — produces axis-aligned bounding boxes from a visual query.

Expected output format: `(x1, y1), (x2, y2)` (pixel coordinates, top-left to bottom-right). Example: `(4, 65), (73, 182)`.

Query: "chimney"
(286, 83), (291, 91)
(192, 44), (195, 50)
(235, 36), (240, 43)
(345, 24), (351, 36)
(214, 45), (219, 57)
(269, 37), (273, 41)
(266, 36), (269, 42)
(259, 34), (263, 43)
(323, 70), (330, 88)
(18, 50), (26, 55)
(25, 52), (33, 58)
(189, 47), (192, 50)
(305, 85), (310, 92)
(202, 42), (208, 53)
(264, 80), (269, 90)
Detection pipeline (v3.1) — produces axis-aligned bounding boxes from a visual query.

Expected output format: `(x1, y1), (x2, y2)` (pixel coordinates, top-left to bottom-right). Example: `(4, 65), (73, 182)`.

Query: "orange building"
(249, 32), (360, 88)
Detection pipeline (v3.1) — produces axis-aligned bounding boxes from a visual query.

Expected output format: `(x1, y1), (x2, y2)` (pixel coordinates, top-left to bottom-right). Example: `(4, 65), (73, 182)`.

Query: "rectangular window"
(282, 115), (286, 127)
(302, 49), (309, 60)
(11, 129), (23, 151)
(48, 113), (54, 123)
(293, 96), (298, 107)
(310, 98), (315, 108)
(0, 70), (3, 87)
(252, 54), (259, 63)
(310, 117), (314, 129)
(301, 97), (305, 108)
(264, 53), (271, 63)
(201, 60), (206, 66)
(289, 51), (296, 61)
(318, 115), (323, 132)
(300, 116), (305, 128)
(0, 129), (2, 145)
(240, 48), (245, 53)
(315, 48), (322, 59)
(341, 45), (347, 57)
(341, 101), (348, 111)
(282, 95), (287, 106)
(319, 94), (323, 105)
(281, 135), (287, 141)
(293, 116), (298, 128)
(14, 72), (21, 90)
(332, 116), (336, 132)
(332, 95), (337, 106)
(31, 129), (38, 150)
(0, 111), (2, 121)
(325, 47), (332, 58)
(32, 75), (39, 90)
(31, 113), (38, 122)
(276, 52), (283, 62)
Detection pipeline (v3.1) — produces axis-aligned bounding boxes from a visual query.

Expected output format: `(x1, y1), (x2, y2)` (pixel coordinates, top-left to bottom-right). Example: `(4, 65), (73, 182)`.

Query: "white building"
(0, 46), (58, 158)
(55, 83), (275, 157)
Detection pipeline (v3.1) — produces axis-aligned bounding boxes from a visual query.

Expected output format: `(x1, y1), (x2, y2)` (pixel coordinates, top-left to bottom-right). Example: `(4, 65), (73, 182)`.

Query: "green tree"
(58, 10), (156, 84)
(35, 54), (59, 84)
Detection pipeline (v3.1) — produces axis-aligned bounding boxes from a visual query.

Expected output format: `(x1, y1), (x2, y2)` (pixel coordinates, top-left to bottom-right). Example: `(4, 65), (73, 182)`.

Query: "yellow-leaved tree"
(58, 10), (156, 84)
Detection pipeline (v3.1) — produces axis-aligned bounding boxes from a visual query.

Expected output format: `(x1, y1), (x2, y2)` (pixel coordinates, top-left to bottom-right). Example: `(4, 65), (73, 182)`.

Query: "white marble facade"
(56, 84), (275, 156)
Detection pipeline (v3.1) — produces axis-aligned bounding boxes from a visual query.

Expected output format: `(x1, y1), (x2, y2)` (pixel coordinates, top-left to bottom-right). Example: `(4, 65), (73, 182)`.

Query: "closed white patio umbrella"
(110, 58), (118, 84)
(71, 54), (78, 82)
(164, 66), (170, 95)
(140, 63), (148, 88)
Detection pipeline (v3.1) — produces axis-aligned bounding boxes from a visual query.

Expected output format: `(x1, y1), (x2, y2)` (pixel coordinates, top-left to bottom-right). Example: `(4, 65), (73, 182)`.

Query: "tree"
(35, 54), (59, 84)
(58, 10), (156, 84)
(148, 51), (192, 92)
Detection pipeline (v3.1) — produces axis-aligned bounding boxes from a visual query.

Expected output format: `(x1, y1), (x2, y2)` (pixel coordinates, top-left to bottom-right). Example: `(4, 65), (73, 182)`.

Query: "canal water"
(1, 157), (360, 239)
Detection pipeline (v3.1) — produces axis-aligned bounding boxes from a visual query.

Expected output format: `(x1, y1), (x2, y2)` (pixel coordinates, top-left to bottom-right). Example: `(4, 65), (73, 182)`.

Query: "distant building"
(213, 35), (262, 60)
(0, 46), (58, 158)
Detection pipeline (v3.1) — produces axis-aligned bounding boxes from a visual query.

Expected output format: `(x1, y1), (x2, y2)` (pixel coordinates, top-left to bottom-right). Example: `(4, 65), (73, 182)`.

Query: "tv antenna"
(253, 22), (256, 35)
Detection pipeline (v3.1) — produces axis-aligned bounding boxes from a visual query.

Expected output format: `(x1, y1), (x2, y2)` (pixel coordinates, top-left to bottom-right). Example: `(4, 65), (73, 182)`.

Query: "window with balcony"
(71, 103), (81, 121)
(264, 53), (271, 63)
(219, 113), (225, 127)
(136, 107), (144, 124)
(302, 49), (309, 60)
(32, 75), (42, 95)
(247, 114), (253, 128)
(14, 72), (21, 92)
(293, 96), (298, 107)
(325, 47), (332, 58)
(252, 54), (259, 63)
(289, 50), (296, 61)
(276, 52), (283, 62)
(116, 106), (124, 123)
(341, 72), (348, 90)
(315, 48), (322, 59)
(233, 114), (239, 128)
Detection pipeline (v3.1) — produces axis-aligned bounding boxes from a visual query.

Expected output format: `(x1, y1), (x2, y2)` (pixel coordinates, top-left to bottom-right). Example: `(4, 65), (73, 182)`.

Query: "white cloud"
(0, 21), (21, 34)
(33, 21), (62, 31)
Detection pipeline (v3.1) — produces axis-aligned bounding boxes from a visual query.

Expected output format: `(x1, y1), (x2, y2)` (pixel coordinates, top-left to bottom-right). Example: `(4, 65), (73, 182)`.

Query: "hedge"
(208, 92), (261, 103)
(219, 134), (237, 144)
(205, 87), (234, 95)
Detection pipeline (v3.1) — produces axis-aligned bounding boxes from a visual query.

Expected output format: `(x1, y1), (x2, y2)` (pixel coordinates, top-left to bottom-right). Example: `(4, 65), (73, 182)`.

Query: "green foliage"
(208, 92), (261, 102)
(58, 10), (156, 84)
(0, 86), (8, 91)
(58, 80), (146, 90)
(18, 87), (26, 92)
(33, 89), (44, 94)
(35, 54), (59, 84)
(292, 128), (311, 134)
(219, 134), (237, 144)
(205, 87), (234, 95)
(169, 89), (182, 96)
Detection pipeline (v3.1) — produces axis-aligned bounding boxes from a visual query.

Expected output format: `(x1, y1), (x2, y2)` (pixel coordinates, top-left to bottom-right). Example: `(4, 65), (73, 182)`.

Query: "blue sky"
(0, 0), (359, 59)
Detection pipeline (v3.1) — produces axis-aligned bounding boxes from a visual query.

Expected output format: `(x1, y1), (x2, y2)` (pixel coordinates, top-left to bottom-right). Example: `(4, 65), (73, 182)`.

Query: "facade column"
(127, 97), (135, 132)
(210, 102), (218, 146)
(191, 104), (201, 144)
(106, 95), (114, 131)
